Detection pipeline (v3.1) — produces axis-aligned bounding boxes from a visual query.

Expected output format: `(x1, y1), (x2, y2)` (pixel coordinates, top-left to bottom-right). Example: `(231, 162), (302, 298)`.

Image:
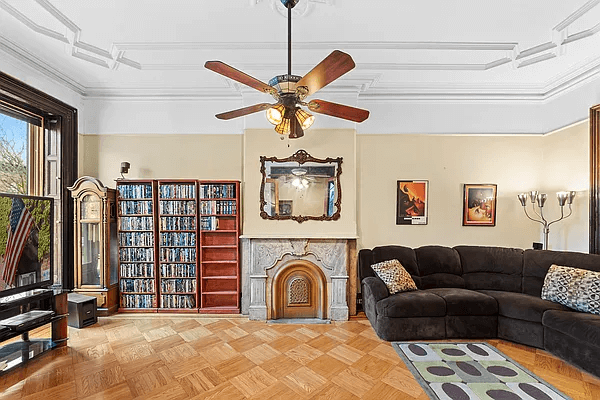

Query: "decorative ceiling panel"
(0, 0), (598, 102)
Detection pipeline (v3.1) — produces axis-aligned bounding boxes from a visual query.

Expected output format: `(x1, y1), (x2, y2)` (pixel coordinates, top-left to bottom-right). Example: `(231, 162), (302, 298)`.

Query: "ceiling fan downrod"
(288, 3), (292, 77)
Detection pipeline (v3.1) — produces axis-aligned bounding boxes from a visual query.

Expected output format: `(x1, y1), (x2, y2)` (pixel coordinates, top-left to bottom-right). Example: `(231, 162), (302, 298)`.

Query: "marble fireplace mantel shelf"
(240, 234), (359, 239)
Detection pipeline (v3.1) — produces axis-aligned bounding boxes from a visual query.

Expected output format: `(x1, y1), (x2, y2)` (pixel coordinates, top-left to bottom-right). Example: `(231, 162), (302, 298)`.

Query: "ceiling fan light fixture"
(295, 108), (315, 130)
(275, 117), (291, 135)
(266, 104), (285, 125)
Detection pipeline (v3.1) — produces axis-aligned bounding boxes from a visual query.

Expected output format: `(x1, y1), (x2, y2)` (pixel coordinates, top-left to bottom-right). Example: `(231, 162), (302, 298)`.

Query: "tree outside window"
(0, 112), (28, 194)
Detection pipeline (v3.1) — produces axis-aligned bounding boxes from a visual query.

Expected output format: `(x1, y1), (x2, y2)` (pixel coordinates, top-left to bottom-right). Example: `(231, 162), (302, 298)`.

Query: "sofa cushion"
(523, 249), (600, 297)
(371, 259), (417, 295)
(543, 310), (600, 346)
(415, 246), (465, 289)
(361, 246), (422, 287)
(372, 246), (419, 276)
(427, 288), (498, 316)
(478, 290), (570, 323)
(376, 290), (446, 318)
(455, 246), (523, 292)
(541, 264), (600, 316)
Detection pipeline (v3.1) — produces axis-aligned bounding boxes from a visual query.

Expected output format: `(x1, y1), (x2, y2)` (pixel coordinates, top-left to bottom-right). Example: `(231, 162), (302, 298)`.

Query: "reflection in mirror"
(260, 150), (342, 223)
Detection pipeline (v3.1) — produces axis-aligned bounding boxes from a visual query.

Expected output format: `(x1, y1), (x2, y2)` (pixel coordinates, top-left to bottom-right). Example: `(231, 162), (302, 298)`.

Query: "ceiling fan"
(204, 0), (370, 139)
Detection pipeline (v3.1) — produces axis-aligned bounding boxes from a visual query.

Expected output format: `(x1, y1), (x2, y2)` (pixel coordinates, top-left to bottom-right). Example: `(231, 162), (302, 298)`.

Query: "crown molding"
(82, 87), (243, 100)
(0, 36), (85, 94)
(1, 1), (600, 104)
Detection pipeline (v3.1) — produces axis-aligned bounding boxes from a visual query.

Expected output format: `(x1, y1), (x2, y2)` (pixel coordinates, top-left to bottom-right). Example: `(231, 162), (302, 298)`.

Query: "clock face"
(81, 194), (101, 220)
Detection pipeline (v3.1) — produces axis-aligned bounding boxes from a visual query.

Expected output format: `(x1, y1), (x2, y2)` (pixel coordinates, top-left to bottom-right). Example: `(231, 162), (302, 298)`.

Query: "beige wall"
(357, 134), (545, 250)
(79, 124), (590, 252)
(242, 129), (357, 237)
(79, 134), (243, 184)
(542, 122), (589, 252)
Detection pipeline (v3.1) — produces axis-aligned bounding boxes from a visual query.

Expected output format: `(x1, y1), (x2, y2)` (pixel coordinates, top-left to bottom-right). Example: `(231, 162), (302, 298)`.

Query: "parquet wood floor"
(1, 314), (599, 399)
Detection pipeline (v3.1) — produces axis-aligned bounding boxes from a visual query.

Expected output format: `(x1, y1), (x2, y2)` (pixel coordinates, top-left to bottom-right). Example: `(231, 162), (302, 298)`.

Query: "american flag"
(2, 198), (34, 286)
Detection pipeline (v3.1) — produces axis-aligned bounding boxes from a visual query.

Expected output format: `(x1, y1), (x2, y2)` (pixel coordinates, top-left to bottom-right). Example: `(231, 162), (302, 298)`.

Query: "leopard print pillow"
(371, 259), (417, 295)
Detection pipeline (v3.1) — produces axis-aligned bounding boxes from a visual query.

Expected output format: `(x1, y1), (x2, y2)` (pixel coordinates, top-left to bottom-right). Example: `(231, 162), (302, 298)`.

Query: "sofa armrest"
(362, 276), (389, 325)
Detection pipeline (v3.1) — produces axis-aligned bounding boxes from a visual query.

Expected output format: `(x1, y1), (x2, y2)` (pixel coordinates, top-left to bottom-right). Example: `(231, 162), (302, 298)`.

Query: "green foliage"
(0, 197), (9, 256)
(24, 199), (51, 261)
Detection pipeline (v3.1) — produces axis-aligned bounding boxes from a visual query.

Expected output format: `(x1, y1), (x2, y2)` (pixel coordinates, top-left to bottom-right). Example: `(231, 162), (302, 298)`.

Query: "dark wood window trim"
(0, 71), (78, 288)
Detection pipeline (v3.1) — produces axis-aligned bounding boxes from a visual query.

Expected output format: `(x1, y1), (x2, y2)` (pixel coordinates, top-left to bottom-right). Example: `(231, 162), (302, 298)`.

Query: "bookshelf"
(115, 179), (240, 314)
(199, 181), (241, 313)
(116, 180), (158, 311)
(157, 180), (198, 311)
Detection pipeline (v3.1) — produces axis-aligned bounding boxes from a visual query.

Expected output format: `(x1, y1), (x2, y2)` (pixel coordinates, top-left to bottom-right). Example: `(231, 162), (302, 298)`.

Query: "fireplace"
(240, 237), (357, 321)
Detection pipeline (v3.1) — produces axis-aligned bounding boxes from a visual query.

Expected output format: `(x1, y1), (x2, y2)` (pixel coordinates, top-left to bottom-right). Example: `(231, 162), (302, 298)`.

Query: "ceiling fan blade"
(205, 61), (275, 94)
(308, 99), (370, 123)
(215, 103), (274, 120)
(296, 50), (356, 96)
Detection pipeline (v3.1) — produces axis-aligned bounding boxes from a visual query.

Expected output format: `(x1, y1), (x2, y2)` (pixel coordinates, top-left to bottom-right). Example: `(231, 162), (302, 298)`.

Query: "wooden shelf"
(119, 198), (153, 201)
(202, 276), (236, 279)
(119, 213), (153, 217)
(120, 261), (156, 263)
(202, 291), (237, 295)
(161, 292), (196, 295)
(120, 291), (155, 295)
(201, 260), (237, 264)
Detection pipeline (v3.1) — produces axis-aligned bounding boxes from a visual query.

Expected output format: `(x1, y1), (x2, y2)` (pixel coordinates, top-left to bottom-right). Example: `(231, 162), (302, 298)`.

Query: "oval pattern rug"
(392, 342), (570, 400)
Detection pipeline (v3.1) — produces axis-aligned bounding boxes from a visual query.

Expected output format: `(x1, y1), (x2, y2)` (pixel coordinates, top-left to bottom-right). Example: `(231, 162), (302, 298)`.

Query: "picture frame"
(463, 184), (497, 226)
(396, 180), (428, 225)
(278, 200), (293, 216)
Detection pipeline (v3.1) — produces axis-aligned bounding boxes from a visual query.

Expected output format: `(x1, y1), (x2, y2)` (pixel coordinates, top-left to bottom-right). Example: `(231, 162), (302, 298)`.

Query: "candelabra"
(517, 190), (576, 250)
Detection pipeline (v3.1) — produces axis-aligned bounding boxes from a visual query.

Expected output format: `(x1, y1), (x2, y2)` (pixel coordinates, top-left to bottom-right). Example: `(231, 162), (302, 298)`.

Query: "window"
(0, 105), (44, 196)
(1, 70), (78, 289)
(0, 112), (28, 193)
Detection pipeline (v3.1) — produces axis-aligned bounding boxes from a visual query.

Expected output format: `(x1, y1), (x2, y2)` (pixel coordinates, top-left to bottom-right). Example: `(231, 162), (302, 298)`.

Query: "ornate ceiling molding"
(0, 0), (599, 102)
(249, 0), (334, 18)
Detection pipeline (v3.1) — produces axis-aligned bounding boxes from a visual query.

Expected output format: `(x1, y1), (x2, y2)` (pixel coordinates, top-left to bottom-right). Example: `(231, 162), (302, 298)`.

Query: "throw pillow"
(541, 264), (600, 315)
(371, 259), (418, 295)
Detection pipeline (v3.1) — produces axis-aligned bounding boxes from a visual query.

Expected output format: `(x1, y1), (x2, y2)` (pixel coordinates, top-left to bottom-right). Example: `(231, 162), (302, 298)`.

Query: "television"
(0, 193), (54, 297)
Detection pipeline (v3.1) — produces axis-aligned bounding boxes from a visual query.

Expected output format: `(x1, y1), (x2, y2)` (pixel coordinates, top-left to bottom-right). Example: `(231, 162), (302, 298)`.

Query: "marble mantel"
(240, 236), (357, 321)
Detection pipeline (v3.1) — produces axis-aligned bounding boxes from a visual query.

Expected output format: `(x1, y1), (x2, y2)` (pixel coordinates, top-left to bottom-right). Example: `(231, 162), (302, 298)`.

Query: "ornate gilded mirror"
(260, 149), (343, 223)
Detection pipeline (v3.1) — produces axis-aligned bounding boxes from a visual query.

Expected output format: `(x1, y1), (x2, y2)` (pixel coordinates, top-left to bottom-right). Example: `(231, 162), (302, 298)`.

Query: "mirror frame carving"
(260, 149), (343, 223)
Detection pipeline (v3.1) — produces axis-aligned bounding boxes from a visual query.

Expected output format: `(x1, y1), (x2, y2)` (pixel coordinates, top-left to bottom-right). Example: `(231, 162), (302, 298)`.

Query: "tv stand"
(0, 289), (68, 375)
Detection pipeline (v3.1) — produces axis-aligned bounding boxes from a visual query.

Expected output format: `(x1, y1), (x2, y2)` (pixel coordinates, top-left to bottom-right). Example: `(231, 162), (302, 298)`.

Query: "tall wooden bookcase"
(116, 180), (158, 311)
(157, 180), (198, 311)
(115, 179), (240, 313)
(199, 181), (240, 313)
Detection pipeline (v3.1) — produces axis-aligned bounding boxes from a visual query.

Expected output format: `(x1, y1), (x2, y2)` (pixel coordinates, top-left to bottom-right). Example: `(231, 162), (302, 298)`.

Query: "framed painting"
(278, 200), (293, 216)
(463, 184), (497, 226)
(397, 180), (428, 225)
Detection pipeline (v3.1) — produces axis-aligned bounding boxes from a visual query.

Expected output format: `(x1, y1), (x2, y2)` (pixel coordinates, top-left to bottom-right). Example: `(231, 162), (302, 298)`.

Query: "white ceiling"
(1, 0), (600, 102)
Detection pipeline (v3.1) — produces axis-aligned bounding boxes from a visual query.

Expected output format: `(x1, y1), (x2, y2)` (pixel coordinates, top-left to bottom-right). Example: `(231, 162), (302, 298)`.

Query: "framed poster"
(463, 184), (497, 226)
(396, 180), (428, 225)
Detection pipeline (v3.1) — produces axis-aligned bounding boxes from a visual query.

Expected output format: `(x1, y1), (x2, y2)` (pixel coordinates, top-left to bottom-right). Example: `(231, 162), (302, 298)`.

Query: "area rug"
(392, 342), (570, 400)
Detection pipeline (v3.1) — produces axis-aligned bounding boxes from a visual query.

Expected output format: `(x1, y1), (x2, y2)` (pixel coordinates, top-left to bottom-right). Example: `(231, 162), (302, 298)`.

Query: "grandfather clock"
(68, 176), (119, 315)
